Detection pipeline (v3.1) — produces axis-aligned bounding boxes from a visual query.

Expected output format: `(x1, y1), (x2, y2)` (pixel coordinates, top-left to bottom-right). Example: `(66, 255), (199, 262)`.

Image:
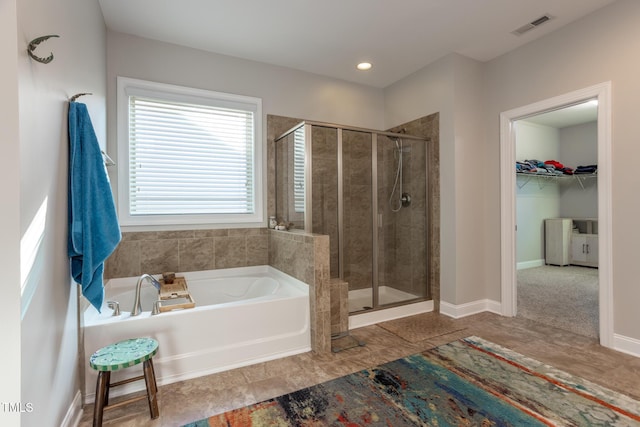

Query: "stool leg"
(93, 371), (110, 427)
(143, 360), (159, 419)
(148, 357), (158, 395)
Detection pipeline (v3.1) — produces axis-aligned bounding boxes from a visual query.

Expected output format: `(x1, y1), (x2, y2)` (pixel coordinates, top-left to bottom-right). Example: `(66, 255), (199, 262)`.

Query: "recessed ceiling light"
(356, 62), (372, 71)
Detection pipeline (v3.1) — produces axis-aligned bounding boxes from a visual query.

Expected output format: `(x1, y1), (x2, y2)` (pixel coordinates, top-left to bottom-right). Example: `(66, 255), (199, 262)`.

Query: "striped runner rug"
(185, 336), (640, 426)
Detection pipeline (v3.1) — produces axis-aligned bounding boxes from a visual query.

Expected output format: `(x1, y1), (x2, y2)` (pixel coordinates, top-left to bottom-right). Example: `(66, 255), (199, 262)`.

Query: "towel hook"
(27, 35), (60, 64)
(70, 93), (92, 102)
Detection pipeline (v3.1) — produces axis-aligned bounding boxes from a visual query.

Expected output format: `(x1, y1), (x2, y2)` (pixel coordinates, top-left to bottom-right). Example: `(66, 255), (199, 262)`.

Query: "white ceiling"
(98, 0), (616, 88)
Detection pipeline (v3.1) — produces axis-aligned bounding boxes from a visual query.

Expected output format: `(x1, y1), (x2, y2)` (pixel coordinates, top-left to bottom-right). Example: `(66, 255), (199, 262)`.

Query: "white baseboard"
(517, 259), (545, 270)
(613, 333), (640, 358)
(440, 299), (502, 319)
(60, 391), (83, 427)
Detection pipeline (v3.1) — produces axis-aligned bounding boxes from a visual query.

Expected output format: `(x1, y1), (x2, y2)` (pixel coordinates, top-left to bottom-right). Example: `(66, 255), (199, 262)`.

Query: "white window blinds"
(128, 96), (255, 216)
(117, 77), (263, 227)
(293, 126), (305, 213)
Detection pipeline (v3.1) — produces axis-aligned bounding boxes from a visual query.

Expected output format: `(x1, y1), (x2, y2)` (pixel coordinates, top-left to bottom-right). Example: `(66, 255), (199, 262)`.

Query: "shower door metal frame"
(337, 129), (345, 280)
(303, 123), (313, 231)
(371, 133), (379, 308)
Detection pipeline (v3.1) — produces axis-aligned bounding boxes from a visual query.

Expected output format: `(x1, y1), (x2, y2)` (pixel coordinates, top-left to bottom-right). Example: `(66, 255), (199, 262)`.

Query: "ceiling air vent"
(512, 14), (553, 36)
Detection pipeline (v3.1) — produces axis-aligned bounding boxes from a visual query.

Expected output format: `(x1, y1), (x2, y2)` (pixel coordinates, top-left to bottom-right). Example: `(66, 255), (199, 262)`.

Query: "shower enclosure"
(275, 121), (430, 313)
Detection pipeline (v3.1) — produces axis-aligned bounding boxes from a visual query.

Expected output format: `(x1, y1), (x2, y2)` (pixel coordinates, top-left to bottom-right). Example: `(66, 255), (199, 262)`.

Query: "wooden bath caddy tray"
(158, 276), (195, 312)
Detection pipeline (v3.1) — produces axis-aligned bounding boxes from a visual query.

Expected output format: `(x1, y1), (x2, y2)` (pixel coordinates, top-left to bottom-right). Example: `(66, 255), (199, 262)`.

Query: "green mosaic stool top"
(90, 338), (158, 372)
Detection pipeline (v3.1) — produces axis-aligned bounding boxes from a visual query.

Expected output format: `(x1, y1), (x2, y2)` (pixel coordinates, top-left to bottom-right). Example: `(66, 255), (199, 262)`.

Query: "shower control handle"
(401, 192), (411, 208)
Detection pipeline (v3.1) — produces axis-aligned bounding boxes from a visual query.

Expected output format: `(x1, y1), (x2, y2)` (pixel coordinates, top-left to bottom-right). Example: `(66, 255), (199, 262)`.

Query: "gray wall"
(559, 121), (598, 219)
(14, 0), (106, 426)
(1, 1), (21, 425)
(482, 0), (640, 338)
(515, 122), (561, 266)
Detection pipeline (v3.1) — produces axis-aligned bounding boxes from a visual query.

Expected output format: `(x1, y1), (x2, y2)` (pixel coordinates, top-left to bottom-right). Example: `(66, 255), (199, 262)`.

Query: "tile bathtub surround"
(269, 230), (332, 354)
(105, 227), (335, 355)
(104, 228), (269, 279)
(330, 278), (349, 336)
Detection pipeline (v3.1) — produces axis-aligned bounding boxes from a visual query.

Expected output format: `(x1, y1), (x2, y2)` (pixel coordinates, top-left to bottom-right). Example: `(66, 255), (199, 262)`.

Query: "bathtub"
(83, 265), (310, 402)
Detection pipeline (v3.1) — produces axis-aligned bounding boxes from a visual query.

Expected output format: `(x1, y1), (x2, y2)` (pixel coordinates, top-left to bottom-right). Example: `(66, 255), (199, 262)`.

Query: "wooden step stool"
(89, 337), (159, 427)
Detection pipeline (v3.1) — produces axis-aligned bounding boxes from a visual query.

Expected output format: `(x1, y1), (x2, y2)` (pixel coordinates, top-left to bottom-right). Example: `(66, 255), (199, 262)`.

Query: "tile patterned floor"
(78, 312), (640, 426)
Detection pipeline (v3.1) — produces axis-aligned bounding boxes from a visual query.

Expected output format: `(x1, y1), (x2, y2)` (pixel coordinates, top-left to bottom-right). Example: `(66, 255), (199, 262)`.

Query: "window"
(293, 126), (305, 213)
(117, 77), (263, 226)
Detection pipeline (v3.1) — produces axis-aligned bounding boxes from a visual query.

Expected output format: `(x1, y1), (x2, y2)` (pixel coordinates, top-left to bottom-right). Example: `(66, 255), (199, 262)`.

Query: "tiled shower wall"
(377, 134), (428, 298)
(388, 114), (440, 309)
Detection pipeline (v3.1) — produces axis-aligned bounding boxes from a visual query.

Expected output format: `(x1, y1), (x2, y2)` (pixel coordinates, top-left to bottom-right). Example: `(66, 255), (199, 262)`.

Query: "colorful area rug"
(185, 336), (640, 426)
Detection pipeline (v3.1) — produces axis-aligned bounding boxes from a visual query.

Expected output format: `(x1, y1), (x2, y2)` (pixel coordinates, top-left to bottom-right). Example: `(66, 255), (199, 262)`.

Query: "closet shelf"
(516, 172), (597, 190)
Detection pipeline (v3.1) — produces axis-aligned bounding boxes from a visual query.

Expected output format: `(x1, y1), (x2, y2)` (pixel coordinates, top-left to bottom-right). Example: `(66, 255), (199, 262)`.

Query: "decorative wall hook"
(70, 92), (92, 102)
(27, 35), (60, 64)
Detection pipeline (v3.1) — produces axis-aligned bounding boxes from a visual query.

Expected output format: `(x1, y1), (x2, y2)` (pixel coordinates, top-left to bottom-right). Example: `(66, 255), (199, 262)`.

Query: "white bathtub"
(83, 265), (310, 402)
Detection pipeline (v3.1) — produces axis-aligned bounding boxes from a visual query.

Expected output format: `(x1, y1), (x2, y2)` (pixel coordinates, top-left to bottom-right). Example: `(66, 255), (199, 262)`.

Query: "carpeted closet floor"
(517, 265), (599, 338)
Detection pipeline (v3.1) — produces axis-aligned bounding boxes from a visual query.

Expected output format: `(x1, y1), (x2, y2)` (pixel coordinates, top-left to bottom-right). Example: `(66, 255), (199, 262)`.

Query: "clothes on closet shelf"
(515, 159), (584, 176)
(574, 164), (598, 174)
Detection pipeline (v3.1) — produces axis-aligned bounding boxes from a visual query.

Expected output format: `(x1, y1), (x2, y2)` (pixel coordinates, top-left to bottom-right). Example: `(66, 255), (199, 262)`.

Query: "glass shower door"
(376, 135), (429, 305)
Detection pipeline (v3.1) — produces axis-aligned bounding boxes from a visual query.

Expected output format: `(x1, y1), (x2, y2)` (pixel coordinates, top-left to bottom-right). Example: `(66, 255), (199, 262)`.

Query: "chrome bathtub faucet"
(131, 274), (162, 316)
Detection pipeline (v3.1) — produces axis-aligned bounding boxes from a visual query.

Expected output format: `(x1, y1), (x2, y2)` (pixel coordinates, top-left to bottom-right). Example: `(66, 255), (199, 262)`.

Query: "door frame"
(499, 82), (613, 348)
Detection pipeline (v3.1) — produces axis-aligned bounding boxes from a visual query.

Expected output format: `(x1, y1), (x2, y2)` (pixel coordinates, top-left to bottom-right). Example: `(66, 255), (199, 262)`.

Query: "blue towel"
(68, 102), (121, 311)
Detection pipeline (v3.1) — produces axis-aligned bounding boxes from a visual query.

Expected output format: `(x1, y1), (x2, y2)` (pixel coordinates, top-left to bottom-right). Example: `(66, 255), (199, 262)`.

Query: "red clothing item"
(544, 160), (564, 169)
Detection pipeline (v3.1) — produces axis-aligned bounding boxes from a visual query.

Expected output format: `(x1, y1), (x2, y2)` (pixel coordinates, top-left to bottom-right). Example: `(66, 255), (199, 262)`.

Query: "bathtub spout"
(131, 274), (162, 316)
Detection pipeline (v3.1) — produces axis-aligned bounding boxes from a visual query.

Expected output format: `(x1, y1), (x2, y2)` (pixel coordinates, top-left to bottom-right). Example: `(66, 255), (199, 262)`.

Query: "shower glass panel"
(377, 136), (429, 305)
(310, 126), (340, 277)
(342, 130), (374, 311)
(275, 126), (305, 230)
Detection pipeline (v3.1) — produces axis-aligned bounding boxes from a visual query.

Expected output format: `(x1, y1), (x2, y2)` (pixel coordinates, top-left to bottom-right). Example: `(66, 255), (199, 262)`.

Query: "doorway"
(499, 82), (613, 348)
(514, 102), (598, 338)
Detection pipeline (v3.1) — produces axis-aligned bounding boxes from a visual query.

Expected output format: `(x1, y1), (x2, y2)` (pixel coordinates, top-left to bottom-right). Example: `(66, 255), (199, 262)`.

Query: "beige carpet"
(517, 265), (598, 338)
(378, 312), (466, 343)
